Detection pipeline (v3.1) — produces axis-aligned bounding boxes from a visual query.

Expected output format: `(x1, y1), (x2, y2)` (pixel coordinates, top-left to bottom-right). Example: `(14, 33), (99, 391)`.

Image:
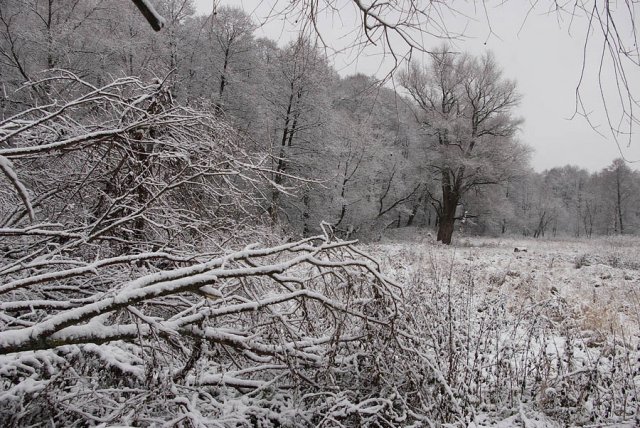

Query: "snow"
(0, 155), (34, 220)
(0, 128), (127, 157)
(0, 251), (176, 295)
(82, 343), (145, 379)
(367, 233), (640, 426)
(469, 403), (562, 427)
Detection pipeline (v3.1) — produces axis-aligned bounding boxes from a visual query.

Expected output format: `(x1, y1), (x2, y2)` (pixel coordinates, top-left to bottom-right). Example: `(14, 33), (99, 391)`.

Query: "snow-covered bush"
(0, 234), (401, 426)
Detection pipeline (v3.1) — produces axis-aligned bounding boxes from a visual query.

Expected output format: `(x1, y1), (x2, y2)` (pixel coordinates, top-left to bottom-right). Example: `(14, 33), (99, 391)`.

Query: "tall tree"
(600, 158), (639, 234)
(401, 47), (528, 244)
(263, 38), (334, 227)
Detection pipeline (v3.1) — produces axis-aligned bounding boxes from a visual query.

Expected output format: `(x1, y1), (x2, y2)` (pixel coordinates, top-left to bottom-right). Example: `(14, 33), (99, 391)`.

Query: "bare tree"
(326, 74), (425, 238)
(401, 47), (528, 243)
(263, 38), (333, 226)
(600, 158), (639, 234)
(209, 6), (255, 101)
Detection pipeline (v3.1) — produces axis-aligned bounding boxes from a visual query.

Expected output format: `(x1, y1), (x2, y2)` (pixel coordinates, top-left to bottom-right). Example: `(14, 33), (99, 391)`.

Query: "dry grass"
(365, 233), (640, 426)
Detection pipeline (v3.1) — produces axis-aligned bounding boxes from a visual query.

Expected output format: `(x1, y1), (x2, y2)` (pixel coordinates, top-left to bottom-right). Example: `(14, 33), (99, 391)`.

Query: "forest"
(1, 0), (639, 426)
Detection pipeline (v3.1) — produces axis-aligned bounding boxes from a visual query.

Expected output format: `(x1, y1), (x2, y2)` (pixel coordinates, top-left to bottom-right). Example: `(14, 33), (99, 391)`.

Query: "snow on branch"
(0, 155), (34, 222)
(0, 234), (399, 424)
(0, 237), (397, 354)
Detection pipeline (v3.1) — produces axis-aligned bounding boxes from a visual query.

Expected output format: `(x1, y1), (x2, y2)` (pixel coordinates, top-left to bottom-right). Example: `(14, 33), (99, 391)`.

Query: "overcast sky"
(192, 0), (639, 172)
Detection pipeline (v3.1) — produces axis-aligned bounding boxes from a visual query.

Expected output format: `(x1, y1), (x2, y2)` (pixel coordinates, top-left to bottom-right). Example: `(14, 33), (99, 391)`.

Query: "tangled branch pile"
(0, 73), (401, 426)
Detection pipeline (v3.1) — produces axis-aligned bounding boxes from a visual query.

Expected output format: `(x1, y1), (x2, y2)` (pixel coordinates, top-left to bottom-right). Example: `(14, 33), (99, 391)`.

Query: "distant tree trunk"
(45, 0), (55, 69)
(575, 189), (582, 237)
(219, 47), (230, 98)
(533, 211), (547, 238)
(583, 202), (594, 238)
(616, 168), (624, 234)
(436, 170), (460, 245)
(335, 201), (347, 229)
(302, 190), (310, 237)
(269, 88), (297, 224)
(406, 192), (424, 226)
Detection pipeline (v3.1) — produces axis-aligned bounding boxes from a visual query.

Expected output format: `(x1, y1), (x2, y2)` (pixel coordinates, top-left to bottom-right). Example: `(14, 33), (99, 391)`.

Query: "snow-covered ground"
(367, 231), (640, 427)
(376, 232), (640, 343)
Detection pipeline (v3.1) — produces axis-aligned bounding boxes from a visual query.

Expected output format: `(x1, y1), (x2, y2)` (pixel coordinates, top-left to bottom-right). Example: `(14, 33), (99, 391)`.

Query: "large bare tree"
(401, 47), (528, 244)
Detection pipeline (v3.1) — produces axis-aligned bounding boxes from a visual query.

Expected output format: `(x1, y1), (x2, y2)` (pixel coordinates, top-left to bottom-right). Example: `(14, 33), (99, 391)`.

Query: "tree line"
(1, 0), (638, 244)
(482, 160), (640, 239)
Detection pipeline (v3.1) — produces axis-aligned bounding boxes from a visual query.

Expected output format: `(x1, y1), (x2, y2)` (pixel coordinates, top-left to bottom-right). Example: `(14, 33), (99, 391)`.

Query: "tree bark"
(436, 172), (459, 244)
(437, 216), (456, 244)
(436, 169), (461, 244)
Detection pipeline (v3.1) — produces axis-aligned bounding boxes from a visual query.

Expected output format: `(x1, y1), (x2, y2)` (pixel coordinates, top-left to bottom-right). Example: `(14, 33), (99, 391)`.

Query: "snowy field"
(368, 230), (640, 427)
(377, 231), (640, 342)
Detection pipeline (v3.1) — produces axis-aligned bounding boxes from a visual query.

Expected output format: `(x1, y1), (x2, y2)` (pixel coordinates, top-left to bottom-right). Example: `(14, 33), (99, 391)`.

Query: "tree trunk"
(219, 47), (230, 98)
(436, 197), (457, 244)
(302, 191), (310, 237)
(583, 203), (594, 238)
(46, 3), (55, 69)
(533, 211), (546, 238)
(436, 171), (460, 245)
(616, 169), (624, 234)
(269, 90), (296, 224)
(406, 193), (424, 227)
(437, 217), (455, 244)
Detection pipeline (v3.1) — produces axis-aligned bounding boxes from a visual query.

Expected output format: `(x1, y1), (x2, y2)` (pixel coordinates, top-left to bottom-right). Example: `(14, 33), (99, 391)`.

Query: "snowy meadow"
(369, 232), (640, 426)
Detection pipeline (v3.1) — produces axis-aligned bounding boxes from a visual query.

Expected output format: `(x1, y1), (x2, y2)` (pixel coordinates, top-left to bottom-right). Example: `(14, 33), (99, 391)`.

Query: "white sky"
(192, 0), (640, 172)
